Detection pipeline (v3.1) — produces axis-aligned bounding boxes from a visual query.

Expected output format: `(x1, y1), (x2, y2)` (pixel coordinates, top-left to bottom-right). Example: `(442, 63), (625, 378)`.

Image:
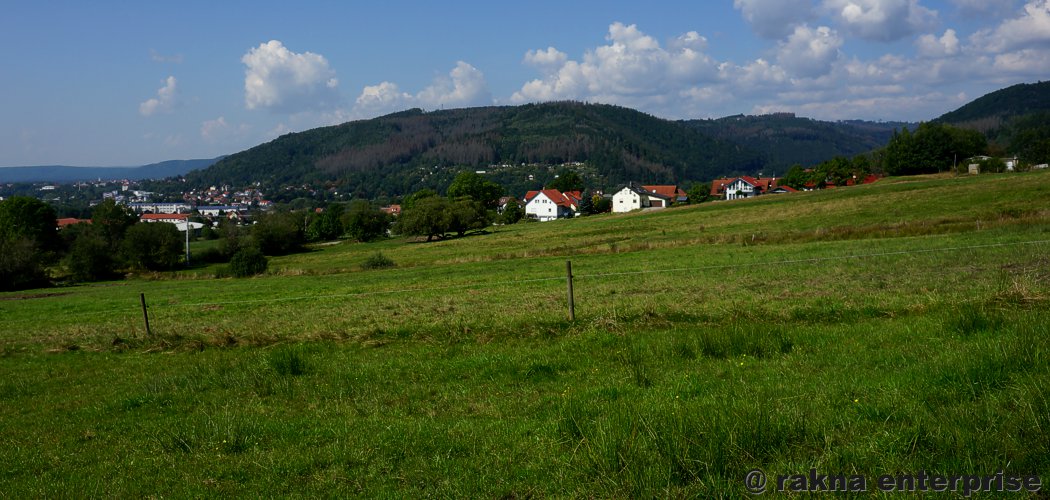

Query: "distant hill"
(935, 81), (1050, 164)
(184, 103), (766, 198)
(0, 158), (222, 183)
(936, 81), (1050, 130)
(681, 113), (910, 173)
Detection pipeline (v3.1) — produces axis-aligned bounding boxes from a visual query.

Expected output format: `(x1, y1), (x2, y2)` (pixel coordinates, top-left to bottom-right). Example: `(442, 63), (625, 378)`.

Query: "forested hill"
(934, 81), (1050, 163)
(936, 81), (1050, 127)
(681, 114), (908, 173)
(184, 102), (765, 198)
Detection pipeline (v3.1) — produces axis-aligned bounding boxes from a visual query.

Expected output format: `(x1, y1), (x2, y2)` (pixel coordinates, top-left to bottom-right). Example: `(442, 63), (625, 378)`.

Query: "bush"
(122, 222), (184, 271)
(229, 247), (268, 277)
(361, 251), (395, 270)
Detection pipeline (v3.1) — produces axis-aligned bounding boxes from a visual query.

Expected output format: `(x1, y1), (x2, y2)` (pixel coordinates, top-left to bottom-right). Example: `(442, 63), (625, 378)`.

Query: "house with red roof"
(712, 176), (781, 200)
(524, 189), (582, 221)
(56, 218), (91, 229)
(612, 183), (686, 212)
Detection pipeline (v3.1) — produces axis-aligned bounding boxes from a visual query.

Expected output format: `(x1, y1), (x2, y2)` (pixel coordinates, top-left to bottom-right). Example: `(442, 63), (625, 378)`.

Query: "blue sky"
(2, 0), (1048, 166)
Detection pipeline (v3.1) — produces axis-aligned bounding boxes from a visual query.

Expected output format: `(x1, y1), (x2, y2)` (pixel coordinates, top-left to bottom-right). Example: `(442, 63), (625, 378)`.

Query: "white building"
(524, 189), (581, 222)
(611, 184), (683, 213)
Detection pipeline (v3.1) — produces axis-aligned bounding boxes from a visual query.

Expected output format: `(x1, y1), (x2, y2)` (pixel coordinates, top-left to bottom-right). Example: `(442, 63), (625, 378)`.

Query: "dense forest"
(935, 81), (1050, 163)
(681, 114), (909, 173)
(183, 102), (767, 199)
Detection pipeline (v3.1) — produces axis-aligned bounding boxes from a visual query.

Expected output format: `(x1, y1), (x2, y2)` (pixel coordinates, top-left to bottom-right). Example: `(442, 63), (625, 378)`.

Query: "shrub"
(361, 251), (395, 270)
(122, 222), (184, 271)
(229, 247), (268, 277)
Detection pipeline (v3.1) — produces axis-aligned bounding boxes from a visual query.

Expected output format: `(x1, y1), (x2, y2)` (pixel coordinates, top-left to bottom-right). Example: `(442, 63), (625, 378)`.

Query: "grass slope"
(2, 171), (1050, 496)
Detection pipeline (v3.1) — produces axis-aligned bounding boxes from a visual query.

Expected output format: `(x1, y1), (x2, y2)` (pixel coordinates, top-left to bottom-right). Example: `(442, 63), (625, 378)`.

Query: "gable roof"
(640, 185), (685, 200)
(525, 189), (580, 209)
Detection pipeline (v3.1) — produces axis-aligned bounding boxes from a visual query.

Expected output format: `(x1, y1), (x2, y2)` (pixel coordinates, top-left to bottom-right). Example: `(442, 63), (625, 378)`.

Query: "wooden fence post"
(140, 293), (152, 336)
(566, 260), (575, 322)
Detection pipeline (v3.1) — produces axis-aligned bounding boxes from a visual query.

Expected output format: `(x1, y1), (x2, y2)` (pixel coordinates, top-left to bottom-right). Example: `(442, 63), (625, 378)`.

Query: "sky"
(2, 0), (1048, 167)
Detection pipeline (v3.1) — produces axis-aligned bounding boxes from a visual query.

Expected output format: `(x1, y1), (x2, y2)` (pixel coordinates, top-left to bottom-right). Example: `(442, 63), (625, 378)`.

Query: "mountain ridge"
(0, 158), (223, 183)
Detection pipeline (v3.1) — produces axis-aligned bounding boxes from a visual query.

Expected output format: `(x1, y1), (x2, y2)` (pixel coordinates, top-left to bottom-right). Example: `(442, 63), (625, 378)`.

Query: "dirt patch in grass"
(0, 292), (71, 301)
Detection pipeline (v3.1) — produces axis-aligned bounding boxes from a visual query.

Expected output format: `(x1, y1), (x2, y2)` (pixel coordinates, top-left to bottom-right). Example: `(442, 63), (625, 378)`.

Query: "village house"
(524, 189), (581, 221)
(140, 213), (205, 233)
(711, 176), (780, 200)
(612, 183), (686, 212)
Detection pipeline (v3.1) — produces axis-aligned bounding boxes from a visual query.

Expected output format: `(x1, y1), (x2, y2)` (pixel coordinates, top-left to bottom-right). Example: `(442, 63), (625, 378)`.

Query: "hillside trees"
(883, 122), (986, 175)
(686, 183), (713, 204)
(252, 211), (306, 255)
(447, 171), (503, 209)
(448, 198), (491, 237)
(122, 222), (184, 271)
(499, 200), (524, 224)
(547, 170), (585, 193)
(342, 200), (390, 242)
(0, 196), (59, 290)
(307, 204), (344, 242)
(91, 199), (138, 250)
(396, 195), (451, 241)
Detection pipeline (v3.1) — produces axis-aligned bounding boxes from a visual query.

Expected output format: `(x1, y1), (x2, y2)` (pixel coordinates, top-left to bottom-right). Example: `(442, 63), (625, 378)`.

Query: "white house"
(524, 190), (581, 221)
(719, 176), (780, 200)
(611, 183), (680, 213)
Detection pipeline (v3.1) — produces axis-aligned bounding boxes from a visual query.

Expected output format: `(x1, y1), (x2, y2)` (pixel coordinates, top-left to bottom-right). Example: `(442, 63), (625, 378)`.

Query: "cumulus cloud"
(242, 40), (339, 113)
(776, 25), (844, 77)
(824, 0), (938, 41)
(524, 47), (569, 74)
(970, 0), (1050, 52)
(916, 29), (961, 57)
(734, 0), (816, 39)
(139, 76), (178, 116)
(349, 61), (493, 118)
(417, 61), (492, 108)
(511, 22), (719, 104)
(353, 81), (414, 117)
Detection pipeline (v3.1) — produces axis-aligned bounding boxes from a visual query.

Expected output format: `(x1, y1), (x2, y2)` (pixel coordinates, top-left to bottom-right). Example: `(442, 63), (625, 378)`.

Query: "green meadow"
(2, 172), (1049, 497)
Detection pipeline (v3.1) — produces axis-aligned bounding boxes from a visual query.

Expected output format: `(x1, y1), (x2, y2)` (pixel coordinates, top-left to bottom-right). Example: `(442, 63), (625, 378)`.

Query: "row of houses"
(518, 184), (689, 222)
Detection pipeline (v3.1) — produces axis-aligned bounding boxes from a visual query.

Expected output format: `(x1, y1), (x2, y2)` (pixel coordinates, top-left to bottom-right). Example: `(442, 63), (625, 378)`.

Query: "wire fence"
(3, 237), (1047, 334)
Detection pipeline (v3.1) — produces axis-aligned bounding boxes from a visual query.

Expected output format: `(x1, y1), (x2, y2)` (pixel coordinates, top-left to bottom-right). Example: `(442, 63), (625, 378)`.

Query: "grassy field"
(2, 171), (1049, 496)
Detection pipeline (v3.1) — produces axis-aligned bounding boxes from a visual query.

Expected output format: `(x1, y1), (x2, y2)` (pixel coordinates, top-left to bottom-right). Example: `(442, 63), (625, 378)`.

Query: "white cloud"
(970, 0), (1050, 52)
(916, 29), (960, 57)
(993, 47), (1050, 74)
(823, 0), (938, 41)
(776, 25), (844, 77)
(349, 61), (493, 118)
(511, 23), (719, 105)
(734, 0), (815, 39)
(242, 40), (339, 113)
(417, 61), (492, 109)
(353, 81), (414, 117)
(139, 76), (177, 116)
(524, 47), (569, 74)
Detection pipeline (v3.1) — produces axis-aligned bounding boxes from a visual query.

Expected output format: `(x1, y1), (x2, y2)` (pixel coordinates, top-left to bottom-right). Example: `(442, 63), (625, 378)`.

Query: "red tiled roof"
(525, 189), (579, 209)
(642, 185), (686, 199)
(141, 213), (187, 221)
(57, 218), (90, 227)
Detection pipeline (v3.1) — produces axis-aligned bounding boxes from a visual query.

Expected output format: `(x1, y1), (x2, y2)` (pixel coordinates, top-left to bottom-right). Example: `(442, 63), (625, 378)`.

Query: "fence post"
(140, 293), (152, 336)
(566, 260), (575, 322)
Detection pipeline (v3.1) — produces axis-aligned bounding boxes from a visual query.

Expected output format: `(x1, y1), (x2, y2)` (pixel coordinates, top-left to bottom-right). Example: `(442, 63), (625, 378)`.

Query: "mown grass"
(1, 171), (1049, 496)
